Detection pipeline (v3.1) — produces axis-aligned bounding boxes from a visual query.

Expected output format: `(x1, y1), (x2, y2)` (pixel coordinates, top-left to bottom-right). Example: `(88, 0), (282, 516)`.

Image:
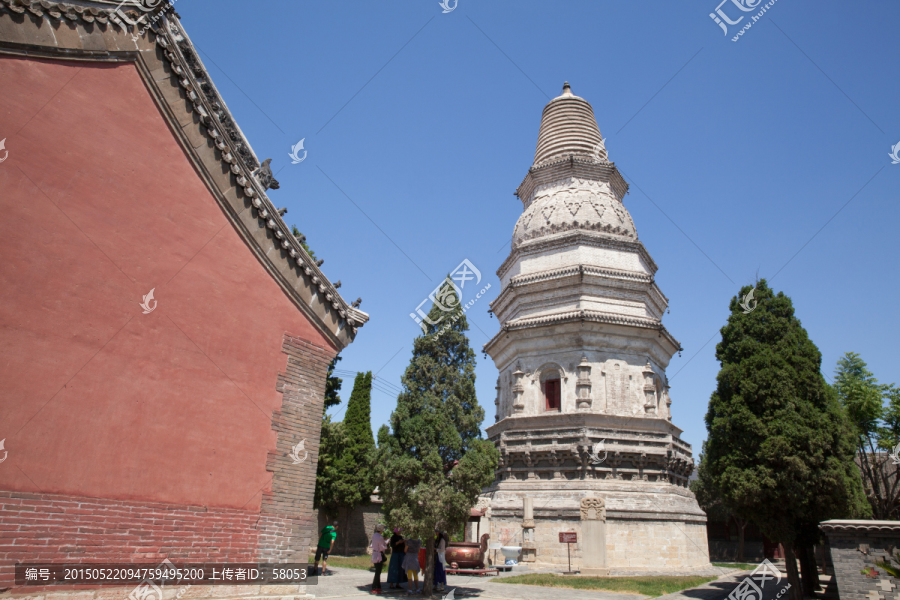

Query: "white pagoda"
(478, 83), (712, 575)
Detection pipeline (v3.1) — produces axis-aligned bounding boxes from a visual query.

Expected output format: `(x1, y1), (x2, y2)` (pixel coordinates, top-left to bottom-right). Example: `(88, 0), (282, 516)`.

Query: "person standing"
(386, 528), (408, 590)
(313, 521), (338, 576)
(370, 524), (389, 594)
(401, 537), (422, 595)
(417, 545), (426, 575)
(433, 530), (448, 592)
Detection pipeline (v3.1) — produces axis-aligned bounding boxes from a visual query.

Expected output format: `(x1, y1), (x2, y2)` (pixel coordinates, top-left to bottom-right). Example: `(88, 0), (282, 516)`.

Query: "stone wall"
(821, 520), (900, 600)
(607, 520), (710, 572)
(315, 500), (384, 555)
(486, 515), (710, 573)
(708, 540), (766, 562)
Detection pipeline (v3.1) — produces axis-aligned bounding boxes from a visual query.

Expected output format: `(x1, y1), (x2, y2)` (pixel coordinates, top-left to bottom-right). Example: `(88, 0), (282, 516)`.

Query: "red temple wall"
(0, 55), (335, 584)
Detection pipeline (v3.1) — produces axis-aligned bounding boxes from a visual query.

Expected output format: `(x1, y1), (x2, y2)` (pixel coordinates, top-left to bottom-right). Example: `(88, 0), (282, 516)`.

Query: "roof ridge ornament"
(253, 158), (280, 191)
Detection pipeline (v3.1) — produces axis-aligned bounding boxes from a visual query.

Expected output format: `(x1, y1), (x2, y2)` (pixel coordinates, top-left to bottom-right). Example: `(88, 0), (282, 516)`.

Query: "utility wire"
(333, 369), (403, 392)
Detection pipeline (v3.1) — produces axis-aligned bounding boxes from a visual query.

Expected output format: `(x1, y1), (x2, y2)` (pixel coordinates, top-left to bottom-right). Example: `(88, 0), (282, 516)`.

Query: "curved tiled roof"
(819, 520), (900, 533)
(483, 306), (681, 360)
(533, 82), (607, 167)
(496, 229), (659, 281)
(0, 0), (368, 349)
(504, 308), (661, 332)
(509, 264), (653, 288)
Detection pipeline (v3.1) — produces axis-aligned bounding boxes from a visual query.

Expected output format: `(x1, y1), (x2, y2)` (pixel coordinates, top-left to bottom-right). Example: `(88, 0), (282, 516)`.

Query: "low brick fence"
(821, 520), (900, 600)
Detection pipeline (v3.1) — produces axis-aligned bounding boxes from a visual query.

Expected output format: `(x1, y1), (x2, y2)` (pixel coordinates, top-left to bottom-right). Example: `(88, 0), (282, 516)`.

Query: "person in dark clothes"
(433, 530), (448, 592)
(386, 527), (408, 590)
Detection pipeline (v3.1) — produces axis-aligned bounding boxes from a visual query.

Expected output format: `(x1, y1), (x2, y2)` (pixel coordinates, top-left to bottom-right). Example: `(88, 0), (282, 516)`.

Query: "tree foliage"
(702, 280), (869, 599)
(324, 357), (343, 412)
(314, 415), (347, 511)
(314, 372), (376, 554)
(291, 225), (317, 261)
(691, 456), (728, 522)
(692, 454), (750, 561)
(833, 351), (900, 519)
(374, 278), (498, 595)
(343, 371), (376, 493)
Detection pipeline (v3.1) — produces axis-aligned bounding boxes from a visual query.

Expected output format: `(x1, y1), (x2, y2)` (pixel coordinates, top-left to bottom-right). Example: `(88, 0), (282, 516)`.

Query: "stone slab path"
(313, 566), (642, 600)
(311, 566), (761, 600)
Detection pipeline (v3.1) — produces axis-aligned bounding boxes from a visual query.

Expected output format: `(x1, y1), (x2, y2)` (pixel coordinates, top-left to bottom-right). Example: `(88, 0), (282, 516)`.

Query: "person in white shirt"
(370, 524), (389, 595)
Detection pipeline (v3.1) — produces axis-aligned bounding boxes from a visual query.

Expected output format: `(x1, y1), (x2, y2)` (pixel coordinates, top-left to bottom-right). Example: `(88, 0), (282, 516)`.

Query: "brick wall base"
(265, 335), (335, 560)
(0, 490), (284, 588)
(2, 332), (336, 592)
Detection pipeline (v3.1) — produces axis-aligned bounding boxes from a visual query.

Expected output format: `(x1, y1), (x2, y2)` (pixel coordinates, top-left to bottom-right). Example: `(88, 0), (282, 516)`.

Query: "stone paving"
(654, 572), (748, 600)
(0, 564), (787, 600)
(311, 566), (753, 600)
(312, 566), (639, 600)
(656, 562), (795, 600)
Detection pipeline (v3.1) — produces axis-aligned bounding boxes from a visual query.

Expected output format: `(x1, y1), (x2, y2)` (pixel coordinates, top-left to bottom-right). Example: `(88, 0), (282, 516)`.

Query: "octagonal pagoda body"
(478, 83), (712, 575)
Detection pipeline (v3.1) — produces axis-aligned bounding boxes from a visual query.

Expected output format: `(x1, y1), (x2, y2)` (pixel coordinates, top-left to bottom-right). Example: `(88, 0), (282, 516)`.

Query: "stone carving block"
(580, 497), (606, 521)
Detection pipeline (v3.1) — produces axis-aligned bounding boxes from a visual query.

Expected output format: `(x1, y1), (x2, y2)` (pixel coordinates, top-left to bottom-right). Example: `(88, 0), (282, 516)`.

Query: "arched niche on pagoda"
(535, 362), (567, 414)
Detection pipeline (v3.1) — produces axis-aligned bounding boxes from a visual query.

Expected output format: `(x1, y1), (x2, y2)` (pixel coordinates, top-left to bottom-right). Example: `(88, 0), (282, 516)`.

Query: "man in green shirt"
(313, 521), (338, 576)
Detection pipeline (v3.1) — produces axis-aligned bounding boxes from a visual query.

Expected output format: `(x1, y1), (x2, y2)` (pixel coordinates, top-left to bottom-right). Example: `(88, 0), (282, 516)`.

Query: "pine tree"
(833, 352), (900, 518)
(314, 372), (376, 554)
(702, 280), (869, 600)
(374, 278), (498, 595)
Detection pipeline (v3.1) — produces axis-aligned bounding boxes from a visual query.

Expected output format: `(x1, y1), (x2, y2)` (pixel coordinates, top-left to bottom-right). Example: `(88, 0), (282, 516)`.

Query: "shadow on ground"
(672, 580), (741, 599)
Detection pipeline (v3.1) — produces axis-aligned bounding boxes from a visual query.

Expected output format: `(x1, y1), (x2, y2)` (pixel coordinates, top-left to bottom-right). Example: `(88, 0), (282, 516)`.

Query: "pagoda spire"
(533, 81), (607, 166)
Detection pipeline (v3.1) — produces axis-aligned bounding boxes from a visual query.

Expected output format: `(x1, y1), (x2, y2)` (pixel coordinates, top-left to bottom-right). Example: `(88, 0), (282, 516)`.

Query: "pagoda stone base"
(478, 483), (712, 574)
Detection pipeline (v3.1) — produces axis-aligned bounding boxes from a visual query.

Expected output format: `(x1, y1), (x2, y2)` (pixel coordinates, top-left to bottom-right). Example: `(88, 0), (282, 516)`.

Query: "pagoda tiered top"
(533, 82), (608, 166)
(510, 83), (633, 248)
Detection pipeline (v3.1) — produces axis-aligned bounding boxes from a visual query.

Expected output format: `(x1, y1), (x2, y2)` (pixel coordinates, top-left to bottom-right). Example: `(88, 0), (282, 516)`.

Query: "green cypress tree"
(324, 357), (343, 412)
(374, 278), (498, 595)
(314, 415), (347, 518)
(314, 372), (376, 554)
(702, 280), (868, 600)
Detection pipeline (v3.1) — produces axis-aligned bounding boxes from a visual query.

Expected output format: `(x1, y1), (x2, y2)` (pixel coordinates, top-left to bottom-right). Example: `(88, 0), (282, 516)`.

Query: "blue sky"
(176, 0), (899, 452)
